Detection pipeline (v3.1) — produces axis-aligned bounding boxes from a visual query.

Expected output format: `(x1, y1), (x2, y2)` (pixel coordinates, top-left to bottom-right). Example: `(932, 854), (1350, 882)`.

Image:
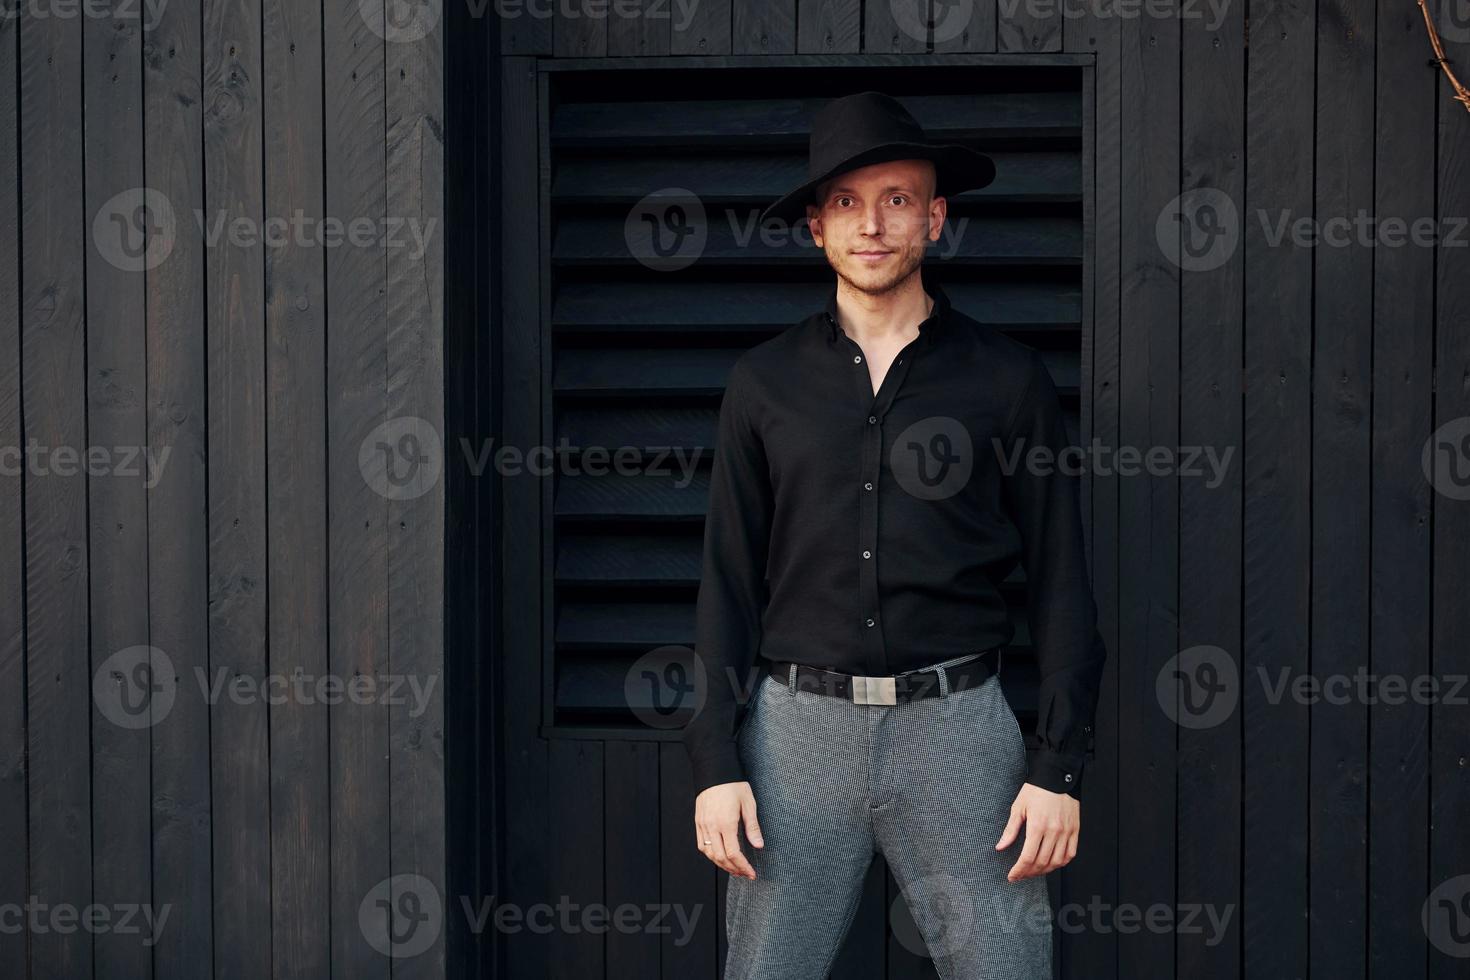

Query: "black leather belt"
(763, 647), (1001, 705)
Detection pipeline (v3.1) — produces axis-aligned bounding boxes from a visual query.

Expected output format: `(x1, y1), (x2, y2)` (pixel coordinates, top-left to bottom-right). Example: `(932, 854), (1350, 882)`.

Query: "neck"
(832, 267), (933, 344)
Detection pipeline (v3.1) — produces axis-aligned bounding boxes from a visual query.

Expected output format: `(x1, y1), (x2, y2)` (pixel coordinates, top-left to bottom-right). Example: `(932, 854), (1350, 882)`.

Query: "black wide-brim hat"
(759, 90), (997, 226)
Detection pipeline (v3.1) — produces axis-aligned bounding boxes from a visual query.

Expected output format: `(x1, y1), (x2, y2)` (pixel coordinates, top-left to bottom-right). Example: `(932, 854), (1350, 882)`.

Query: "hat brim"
(758, 142), (997, 226)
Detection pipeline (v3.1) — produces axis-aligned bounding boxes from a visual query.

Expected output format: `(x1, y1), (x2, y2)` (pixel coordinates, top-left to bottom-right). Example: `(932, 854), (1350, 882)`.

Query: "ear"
(928, 193), (947, 242)
(806, 202), (823, 245)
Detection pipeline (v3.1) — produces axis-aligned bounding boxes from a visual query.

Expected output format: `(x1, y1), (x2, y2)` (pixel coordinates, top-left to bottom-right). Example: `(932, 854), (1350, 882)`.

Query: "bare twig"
(1420, 0), (1470, 114)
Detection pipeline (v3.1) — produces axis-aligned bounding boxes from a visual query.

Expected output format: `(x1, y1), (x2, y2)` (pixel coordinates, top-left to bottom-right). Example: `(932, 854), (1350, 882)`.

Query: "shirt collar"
(823, 265), (952, 349)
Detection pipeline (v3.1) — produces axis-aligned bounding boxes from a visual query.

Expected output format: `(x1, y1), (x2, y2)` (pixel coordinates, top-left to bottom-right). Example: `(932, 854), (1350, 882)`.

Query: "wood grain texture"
(387, 7), (449, 977)
(144, 0), (216, 975)
(1175, 0), (1245, 977)
(1309, 0), (1375, 973)
(0, 11), (27, 980)
(1243, 0), (1315, 974)
(1115, 3), (1180, 974)
(20, 8), (93, 978)
(325, 0), (390, 975)
(84, 3), (152, 978)
(263, 0), (331, 974)
(203, 0), (272, 974)
(1430, 17), (1470, 980)
(1367, 2), (1436, 977)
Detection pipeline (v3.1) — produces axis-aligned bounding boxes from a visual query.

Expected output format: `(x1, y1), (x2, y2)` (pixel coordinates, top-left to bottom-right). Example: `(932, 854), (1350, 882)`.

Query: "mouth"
(851, 249), (893, 261)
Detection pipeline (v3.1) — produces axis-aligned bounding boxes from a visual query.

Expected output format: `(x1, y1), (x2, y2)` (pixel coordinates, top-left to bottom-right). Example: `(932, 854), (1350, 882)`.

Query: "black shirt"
(682, 264), (1107, 799)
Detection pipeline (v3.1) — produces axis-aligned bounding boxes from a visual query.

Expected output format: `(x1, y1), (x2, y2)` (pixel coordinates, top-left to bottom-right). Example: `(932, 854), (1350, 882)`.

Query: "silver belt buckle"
(850, 674), (898, 705)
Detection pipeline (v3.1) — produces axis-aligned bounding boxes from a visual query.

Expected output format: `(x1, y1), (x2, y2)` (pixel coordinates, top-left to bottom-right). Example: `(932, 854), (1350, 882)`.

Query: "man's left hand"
(995, 782), (1079, 881)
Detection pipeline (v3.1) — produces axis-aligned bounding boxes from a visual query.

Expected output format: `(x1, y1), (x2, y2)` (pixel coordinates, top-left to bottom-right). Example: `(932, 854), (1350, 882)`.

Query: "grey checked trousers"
(723, 665), (1054, 980)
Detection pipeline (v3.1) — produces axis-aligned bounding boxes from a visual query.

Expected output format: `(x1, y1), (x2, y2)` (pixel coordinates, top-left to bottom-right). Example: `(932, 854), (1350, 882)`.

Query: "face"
(806, 158), (945, 298)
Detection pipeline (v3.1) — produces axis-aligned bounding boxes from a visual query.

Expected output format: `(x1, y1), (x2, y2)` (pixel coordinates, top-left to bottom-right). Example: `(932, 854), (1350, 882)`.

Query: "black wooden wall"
(4, 0), (1470, 977)
(1, 1), (448, 978)
(487, 3), (1470, 980)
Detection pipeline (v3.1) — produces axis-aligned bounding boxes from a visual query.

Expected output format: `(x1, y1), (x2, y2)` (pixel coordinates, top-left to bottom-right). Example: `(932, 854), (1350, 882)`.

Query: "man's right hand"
(694, 781), (764, 879)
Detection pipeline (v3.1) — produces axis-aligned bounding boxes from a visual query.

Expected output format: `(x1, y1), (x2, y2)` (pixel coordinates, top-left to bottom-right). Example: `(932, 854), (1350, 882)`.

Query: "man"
(681, 90), (1107, 979)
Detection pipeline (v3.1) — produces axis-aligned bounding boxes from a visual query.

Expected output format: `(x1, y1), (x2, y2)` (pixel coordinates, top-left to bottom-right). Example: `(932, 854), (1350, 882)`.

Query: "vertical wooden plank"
(1429, 18), (1470, 980)
(386, 6), (448, 978)
(145, 0), (215, 974)
(263, 0), (332, 974)
(0, 11), (27, 980)
(1367, 2), (1435, 976)
(998, 0), (1060, 52)
(554, 0), (607, 57)
(798, 0), (860, 52)
(1116, 0), (1180, 975)
(1176, 2), (1245, 979)
(862, 0), (929, 53)
(203, 0), (272, 975)
(931, 0), (996, 51)
(20, 4), (93, 977)
(1062, 13), (1120, 980)
(84, 4), (152, 979)
(1309, 0), (1375, 975)
(659, 742), (719, 980)
(502, 0), (554, 54)
(671, 0), (732, 54)
(549, 739), (605, 978)
(606, 742), (661, 978)
(1242, 0), (1314, 973)
(326, 0), (390, 975)
(609, 0), (673, 55)
(732, 0), (795, 53)
(501, 54), (551, 979)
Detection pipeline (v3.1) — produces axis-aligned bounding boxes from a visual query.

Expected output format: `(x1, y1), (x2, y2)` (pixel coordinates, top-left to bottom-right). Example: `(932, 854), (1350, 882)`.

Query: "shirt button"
(1064, 774), (1073, 783)
(865, 618), (875, 627)
(862, 550), (871, 559)
(863, 482), (873, 491)
(853, 355), (862, 363)
(868, 415), (877, 424)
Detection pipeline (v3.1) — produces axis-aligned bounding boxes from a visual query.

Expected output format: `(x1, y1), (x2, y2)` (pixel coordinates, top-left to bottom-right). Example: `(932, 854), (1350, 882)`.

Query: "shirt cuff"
(1026, 749), (1085, 799)
(690, 744), (747, 797)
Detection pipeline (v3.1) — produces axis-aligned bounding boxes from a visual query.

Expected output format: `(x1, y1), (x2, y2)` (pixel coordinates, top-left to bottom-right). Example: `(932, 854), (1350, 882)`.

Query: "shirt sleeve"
(1000, 350), (1107, 799)
(682, 359), (774, 797)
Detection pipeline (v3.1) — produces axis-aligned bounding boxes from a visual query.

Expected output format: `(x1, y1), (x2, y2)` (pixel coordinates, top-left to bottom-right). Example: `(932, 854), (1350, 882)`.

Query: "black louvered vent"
(548, 67), (1086, 736)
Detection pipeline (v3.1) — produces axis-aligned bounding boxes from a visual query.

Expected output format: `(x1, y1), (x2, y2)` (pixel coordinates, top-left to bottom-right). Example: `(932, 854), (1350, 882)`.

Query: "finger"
(1065, 831), (1079, 863)
(1038, 827), (1066, 872)
(701, 826), (731, 871)
(722, 825), (757, 879)
(1008, 820), (1044, 881)
(741, 795), (764, 849)
(996, 803), (1025, 851)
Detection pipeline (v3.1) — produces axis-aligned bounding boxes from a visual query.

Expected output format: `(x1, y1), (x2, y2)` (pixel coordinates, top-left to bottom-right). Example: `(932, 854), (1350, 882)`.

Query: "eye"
(889, 194), (908, 207)
(836, 195), (855, 208)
